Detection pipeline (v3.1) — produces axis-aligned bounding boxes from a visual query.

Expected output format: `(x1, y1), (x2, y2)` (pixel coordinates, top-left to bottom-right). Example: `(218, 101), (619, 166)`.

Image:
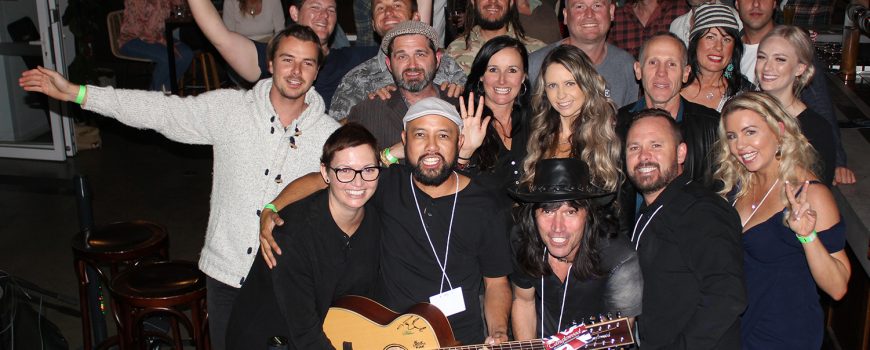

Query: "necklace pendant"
(751, 203), (757, 210)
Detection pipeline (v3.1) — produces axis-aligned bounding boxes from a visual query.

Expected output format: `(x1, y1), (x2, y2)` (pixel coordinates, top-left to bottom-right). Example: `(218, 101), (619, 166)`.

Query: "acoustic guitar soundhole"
(382, 345), (408, 350)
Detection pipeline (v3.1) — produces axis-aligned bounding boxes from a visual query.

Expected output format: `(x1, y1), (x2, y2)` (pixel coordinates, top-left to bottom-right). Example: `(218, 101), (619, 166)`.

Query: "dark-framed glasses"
(330, 166), (380, 183)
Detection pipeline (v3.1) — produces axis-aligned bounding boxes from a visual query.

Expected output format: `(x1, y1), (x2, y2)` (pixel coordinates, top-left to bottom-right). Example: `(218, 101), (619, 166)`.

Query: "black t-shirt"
(511, 234), (643, 337)
(225, 190), (381, 349)
(372, 165), (514, 345)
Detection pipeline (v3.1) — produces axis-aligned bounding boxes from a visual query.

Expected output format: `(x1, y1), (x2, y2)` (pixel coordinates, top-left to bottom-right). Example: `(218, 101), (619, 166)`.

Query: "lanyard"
(540, 248), (571, 338)
(410, 171), (459, 292)
(631, 205), (663, 251)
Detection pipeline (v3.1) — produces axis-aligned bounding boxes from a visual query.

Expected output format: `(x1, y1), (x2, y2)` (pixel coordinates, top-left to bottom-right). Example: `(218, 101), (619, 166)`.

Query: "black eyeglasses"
(330, 166), (380, 183)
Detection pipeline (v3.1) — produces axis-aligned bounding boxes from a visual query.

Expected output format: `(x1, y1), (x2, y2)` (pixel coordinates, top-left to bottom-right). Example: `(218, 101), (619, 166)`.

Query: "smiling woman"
(225, 123), (382, 349)
(713, 92), (851, 349)
(680, 3), (749, 112)
(522, 44), (622, 195)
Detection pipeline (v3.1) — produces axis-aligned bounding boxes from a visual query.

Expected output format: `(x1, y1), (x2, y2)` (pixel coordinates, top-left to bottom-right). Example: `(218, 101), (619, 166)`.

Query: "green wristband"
(263, 203), (278, 213)
(796, 230), (817, 244)
(74, 85), (86, 105)
(383, 148), (399, 164)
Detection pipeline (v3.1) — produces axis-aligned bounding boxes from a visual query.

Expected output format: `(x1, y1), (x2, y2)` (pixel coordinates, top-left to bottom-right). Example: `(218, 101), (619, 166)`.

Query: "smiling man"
(624, 109), (745, 349)
(509, 158), (642, 340)
(616, 33), (720, 194)
(19, 25), (339, 350)
(447, 0), (546, 73)
(329, 0), (467, 121)
(345, 21), (460, 151)
(527, 0), (638, 107)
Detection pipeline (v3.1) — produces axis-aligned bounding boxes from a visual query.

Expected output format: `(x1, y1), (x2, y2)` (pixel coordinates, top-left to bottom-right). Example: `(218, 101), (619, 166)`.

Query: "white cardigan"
(84, 79), (339, 287)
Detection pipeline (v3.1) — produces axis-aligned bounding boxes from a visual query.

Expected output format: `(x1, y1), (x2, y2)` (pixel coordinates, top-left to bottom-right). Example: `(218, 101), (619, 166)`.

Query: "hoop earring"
(519, 82), (527, 97)
(325, 178), (330, 184)
(775, 145), (782, 160)
(724, 63), (734, 79)
(476, 80), (483, 93)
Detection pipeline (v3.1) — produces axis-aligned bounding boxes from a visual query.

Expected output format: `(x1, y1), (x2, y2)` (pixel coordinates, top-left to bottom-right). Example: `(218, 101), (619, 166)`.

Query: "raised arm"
(785, 181), (851, 300)
(417, 0), (433, 25)
(259, 172), (327, 268)
(188, 0), (262, 82)
(511, 284), (537, 340)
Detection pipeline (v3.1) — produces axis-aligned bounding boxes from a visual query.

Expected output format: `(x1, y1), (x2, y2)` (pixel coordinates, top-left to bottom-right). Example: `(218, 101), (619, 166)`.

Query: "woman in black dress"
(225, 124), (382, 349)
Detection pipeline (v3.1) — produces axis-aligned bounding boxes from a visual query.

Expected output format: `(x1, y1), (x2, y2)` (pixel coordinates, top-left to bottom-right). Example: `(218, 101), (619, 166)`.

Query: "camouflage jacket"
(446, 24), (547, 75)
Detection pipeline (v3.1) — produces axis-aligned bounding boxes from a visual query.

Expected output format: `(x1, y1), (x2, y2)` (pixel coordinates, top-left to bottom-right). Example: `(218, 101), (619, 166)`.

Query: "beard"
(476, 6), (510, 30)
(410, 152), (457, 186)
(393, 67), (434, 92)
(630, 159), (679, 195)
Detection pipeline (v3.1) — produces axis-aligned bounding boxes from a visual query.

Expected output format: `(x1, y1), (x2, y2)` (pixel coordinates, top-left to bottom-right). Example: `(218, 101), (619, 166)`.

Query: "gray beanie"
(380, 21), (440, 54)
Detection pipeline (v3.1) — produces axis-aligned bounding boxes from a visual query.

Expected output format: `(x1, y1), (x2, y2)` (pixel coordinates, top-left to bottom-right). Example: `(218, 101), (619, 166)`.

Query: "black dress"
(797, 108), (836, 186)
(224, 190), (381, 349)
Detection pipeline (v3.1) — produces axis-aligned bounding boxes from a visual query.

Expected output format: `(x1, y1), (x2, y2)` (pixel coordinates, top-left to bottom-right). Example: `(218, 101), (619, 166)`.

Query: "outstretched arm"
(19, 66), (82, 103)
(188, 0), (262, 82)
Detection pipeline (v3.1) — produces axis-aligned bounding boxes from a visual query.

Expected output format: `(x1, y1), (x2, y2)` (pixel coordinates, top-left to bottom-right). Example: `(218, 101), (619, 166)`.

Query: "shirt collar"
(629, 97), (685, 123)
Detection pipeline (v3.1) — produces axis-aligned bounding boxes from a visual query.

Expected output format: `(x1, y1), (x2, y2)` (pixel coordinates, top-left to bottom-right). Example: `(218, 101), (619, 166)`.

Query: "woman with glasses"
(225, 123), (382, 348)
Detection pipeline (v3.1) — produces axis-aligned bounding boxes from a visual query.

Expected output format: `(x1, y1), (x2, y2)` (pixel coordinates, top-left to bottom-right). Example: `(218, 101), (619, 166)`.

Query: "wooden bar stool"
(180, 52), (221, 96)
(110, 260), (208, 350)
(72, 220), (169, 349)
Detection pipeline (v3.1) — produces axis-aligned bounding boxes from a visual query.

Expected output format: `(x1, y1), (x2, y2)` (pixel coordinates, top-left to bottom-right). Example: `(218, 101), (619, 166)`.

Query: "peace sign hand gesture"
(458, 92), (491, 157)
(785, 180), (817, 238)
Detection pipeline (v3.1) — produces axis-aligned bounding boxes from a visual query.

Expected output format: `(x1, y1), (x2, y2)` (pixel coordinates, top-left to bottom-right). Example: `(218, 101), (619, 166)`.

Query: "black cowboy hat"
(509, 158), (616, 205)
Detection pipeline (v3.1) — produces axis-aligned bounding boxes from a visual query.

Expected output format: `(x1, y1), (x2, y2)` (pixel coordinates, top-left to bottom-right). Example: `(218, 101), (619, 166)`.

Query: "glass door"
(0, 0), (74, 161)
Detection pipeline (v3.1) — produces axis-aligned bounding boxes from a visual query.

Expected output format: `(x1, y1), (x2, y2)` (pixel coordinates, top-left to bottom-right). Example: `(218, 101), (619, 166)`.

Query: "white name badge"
(429, 287), (466, 317)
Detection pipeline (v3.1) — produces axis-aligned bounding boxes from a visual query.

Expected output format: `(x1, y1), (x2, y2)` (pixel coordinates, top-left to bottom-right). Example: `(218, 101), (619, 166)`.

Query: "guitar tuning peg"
(616, 311), (623, 318)
(606, 312), (613, 320)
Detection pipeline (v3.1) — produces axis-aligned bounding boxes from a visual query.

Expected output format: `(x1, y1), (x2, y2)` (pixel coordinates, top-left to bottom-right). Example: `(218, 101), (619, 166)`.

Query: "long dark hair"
(461, 0), (527, 49)
(514, 200), (617, 280)
(686, 26), (744, 98)
(463, 36), (530, 171)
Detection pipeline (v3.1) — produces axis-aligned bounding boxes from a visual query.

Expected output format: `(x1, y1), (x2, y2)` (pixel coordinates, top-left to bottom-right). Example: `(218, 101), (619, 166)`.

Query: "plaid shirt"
(781, 0), (833, 27)
(609, 0), (691, 59)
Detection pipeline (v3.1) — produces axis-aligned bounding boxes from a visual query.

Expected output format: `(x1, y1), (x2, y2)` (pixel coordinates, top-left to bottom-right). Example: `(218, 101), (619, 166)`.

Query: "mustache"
(402, 67), (425, 76)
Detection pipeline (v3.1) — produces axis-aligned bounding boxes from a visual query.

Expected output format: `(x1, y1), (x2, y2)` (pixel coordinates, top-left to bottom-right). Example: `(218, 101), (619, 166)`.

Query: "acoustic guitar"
(323, 295), (634, 350)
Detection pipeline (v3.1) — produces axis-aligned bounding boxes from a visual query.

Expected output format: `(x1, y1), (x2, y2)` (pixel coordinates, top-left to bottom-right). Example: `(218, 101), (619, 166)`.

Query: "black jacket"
(630, 172), (746, 349)
(615, 98), (721, 232)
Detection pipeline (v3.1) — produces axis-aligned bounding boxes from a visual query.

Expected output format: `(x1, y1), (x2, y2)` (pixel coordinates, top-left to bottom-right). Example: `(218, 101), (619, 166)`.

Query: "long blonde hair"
(714, 92), (819, 203)
(521, 45), (622, 191)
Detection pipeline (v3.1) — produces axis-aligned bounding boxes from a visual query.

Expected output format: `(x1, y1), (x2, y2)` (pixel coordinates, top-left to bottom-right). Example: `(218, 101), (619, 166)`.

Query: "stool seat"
(110, 261), (209, 349)
(112, 261), (205, 300)
(73, 221), (168, 261)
